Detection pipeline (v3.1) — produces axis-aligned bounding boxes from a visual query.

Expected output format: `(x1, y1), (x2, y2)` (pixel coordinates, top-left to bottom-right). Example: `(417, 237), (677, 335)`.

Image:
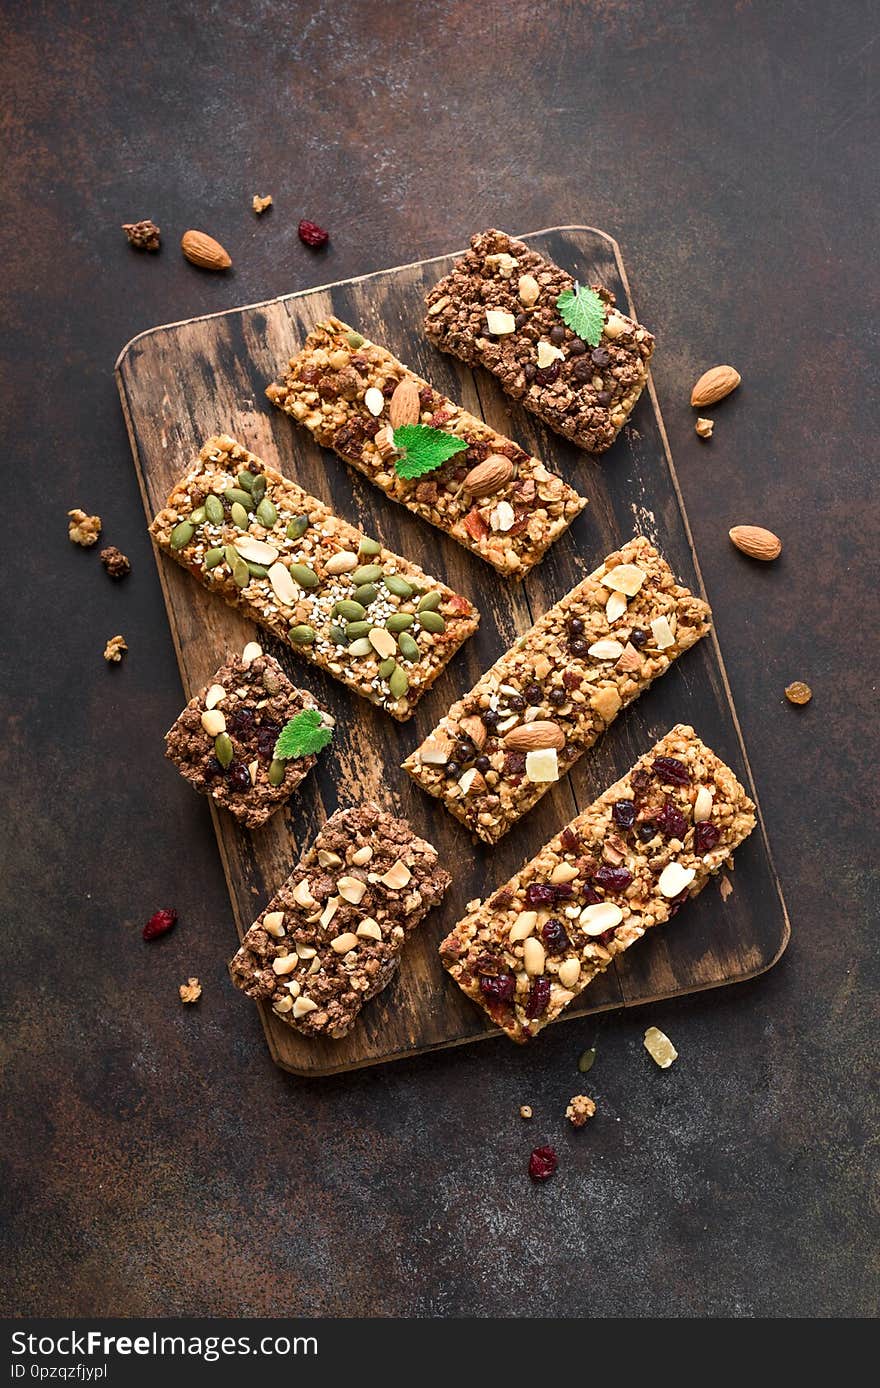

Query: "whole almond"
(729, 525), (782, 561)
(458, 714), (487, 750)
(181, 229), (232, 271)
(388, 378), (421, 428)
(504, 720), (565, 751)
(691, 364), (741, 407)
(462, 454), (514, 498)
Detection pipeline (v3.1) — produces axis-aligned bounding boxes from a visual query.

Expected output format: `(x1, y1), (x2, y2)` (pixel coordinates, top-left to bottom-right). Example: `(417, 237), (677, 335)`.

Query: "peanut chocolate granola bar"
(149, 436), (479, 721)
(403, 537), (711, 842)
(424, 229), (655, 453)
(164, 644), (332, 829)
(229, 804), (451, 1038)
(267, 316), (587, 577)
(440, 725), (756, 1042)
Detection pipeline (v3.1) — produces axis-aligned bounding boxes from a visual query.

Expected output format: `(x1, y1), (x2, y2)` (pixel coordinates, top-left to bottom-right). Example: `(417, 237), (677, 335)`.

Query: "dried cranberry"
(548, 686), (567, 706)
(535, 362), (560, 386)
(631, 768), (651, 793)
(656, 800), (688, 840)
(560, 827), (580, 853)
(505, 749), (527, 776)
(694, 822), (721, 853)
(525, 883), (556, 908)
(612, 799), (636, 829)
(255, 727), (279, 759)
(591, 346), (610, 367)
(524, 682), (542, 704)
(629, 628), (649, 649)
(204, 756), (225, 780)
(582, 885), (601, 906)
(653, 756), (691, 786)
(479, 973), (515, 1003)
(562, 670), (582, 690)
(637, 821), (657, 843)
(143, 909), (177, 941)
(298, 218), (329, 248)
(524, 976), (551, 1019)
(594, 864), (633, 893)
(542, 918), (571, 954)
(228, 706), (255, 734)
(529, 1145), (558, 1181)
(552, 882), (575, 900)
(227, 762), (252, 791)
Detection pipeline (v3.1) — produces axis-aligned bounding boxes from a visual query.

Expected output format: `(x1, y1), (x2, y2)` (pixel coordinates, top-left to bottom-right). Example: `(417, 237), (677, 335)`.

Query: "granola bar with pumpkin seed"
(149, 436), (479, 721)
(424, 229), (655, 453)
(403, 536), (711, 842)
(228, 804), (451, 1038)
(266, 316), (587, 578)
(440, 725), (756, 1043)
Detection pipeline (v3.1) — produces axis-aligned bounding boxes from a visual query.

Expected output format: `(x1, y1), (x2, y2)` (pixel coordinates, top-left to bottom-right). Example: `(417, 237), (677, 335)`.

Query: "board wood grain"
(116, 226), (789, 1076)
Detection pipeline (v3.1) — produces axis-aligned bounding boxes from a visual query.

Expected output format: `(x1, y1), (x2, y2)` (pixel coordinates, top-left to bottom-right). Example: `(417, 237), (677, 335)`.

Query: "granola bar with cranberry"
(424, 229), (655, 453)
(229, 804), (451, 1038)
(440, 725), (756, 1042)
(164, 645), (332, 829)
(149, 436), (479, 721)
(403, 537), (711, 842)
(267, 317), (587, 578)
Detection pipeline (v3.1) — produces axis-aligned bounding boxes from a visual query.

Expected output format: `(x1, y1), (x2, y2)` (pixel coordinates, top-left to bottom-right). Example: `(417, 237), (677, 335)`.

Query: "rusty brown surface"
(0, 0), (876, 1317)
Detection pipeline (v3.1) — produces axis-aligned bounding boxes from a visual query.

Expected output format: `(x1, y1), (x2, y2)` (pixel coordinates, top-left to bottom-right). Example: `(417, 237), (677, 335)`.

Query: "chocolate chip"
(591, 347), (610, 367)
(550, 325), (566, 345)
(568, 337), (586, 355)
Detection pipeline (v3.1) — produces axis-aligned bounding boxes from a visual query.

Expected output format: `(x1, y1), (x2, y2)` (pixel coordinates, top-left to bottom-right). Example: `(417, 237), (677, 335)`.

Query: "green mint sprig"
(274, 709), (333, 761)
(556, 282), (606, 347)
(392, 424), (469, 481)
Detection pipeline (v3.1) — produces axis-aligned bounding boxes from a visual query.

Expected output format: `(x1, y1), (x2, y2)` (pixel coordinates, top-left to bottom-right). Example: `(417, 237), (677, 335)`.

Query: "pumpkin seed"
(419, 610), (446, 634)
(354, 584), (378, 606)
(251, 474), (267, 504)
(256, 498), (278, 528)
(346, 331), (365, 348)
(190, 505), (207, 526)
(236, 471), (254, 492)
(288, 624), (316, 645)
(347, 638), (372, 657)
(345, 621), (371, 639)
(224, 544), (240, 567)
(397, 632), (420, 661)
(351, 564), (383, 586)
(232, 557), (250, 588)
(334, 599), (366, 621)
(204, 547), (224, 569)
(289, 563), (319, 588)
(577, 1047), (597, 1075)
(378, 657), (397, 680)
(386, 613), (414, 633)
(170, 520), (195, 549)
(357, 536), (381, 557)
(417, 591), (442, 612)
(383, 574), (413, 599)
(389, 667), (409, 699)
(246, 561), (269, 578)
(268, 758), (286, 786)
(287, 515), (310, 540)
(230, 502), (249, 530)
(214, 732), (233, 768)
(224, 487), (252, 510)
(205, 494), (224, 525)
(328, 624), (348, 646)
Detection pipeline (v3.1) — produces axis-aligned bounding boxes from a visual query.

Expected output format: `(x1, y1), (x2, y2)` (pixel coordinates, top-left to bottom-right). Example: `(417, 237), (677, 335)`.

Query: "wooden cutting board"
(116, 226), (789, 1076)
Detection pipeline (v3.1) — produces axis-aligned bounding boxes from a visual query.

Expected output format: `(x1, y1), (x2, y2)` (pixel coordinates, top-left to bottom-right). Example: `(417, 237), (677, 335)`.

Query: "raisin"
(694, 822), (721, 853)
(594, 864), (633, 893)
(143, 909), (177, 941)
(559, 827), (580, 854)
(524, 977), (551, 1019)
(524, 883), (556, 908)
(542, 919), (571, 954)
(656, 800), (688, 840)
(227, 762), (252, 791)
(298, 218), (329, 248)
(479, 974), (515, 1003)
(612, 799), (636, 829)
(653, 756), (691, 786)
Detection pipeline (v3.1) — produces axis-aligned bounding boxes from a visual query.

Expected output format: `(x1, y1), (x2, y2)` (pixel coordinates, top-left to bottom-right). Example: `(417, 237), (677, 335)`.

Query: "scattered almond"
(388, 378), (421, 428)
(504, 721), (565, 751)
(181, 229), (232, 271)
(458, 715), (487, 750)
(462, 454), (514, 497)
(690, 364), (741, 407)
(615, 642), (642, 674)
(729, 525), (782, 561)
(695, 417), (714, 439)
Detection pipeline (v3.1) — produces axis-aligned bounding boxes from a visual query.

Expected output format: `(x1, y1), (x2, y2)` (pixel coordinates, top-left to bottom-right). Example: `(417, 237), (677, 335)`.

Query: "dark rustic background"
(1, 0), (876, 1318)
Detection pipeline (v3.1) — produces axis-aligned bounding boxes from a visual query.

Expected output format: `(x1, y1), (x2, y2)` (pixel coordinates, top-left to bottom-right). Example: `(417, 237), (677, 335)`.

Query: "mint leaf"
(556, 282), (606, 347)
(274, 709), (333, 760)
(392, 424), (469, 480)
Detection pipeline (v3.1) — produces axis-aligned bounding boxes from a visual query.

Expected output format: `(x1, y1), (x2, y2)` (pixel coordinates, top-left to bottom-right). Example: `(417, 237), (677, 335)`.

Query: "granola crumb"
(695, 417), (714, 439)
(103, 634), (128, 663)
(122, 219), (161, 251)
(179, 977), (202, 1004)
(719, 873), (734, 901)
(519, 1104), (533, 1120)
(68, 508), (102, 546)
(252, 194), (273, 215)
(785, 680), (813, 706)
(565, 1094), (596, 1128)
(100, 546), (131, 578)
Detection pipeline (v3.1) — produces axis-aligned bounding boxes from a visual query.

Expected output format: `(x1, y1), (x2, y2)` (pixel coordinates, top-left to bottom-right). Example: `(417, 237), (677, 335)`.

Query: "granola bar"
(424, 229), (655, 453)
(228, 804), (451, 1038)
(149, 435), (479, 721)
(440, 725), (756, 1042)
(403, 537), (711, 842)
(267, 317), (587, 578)
(164, 644), (332, 829)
